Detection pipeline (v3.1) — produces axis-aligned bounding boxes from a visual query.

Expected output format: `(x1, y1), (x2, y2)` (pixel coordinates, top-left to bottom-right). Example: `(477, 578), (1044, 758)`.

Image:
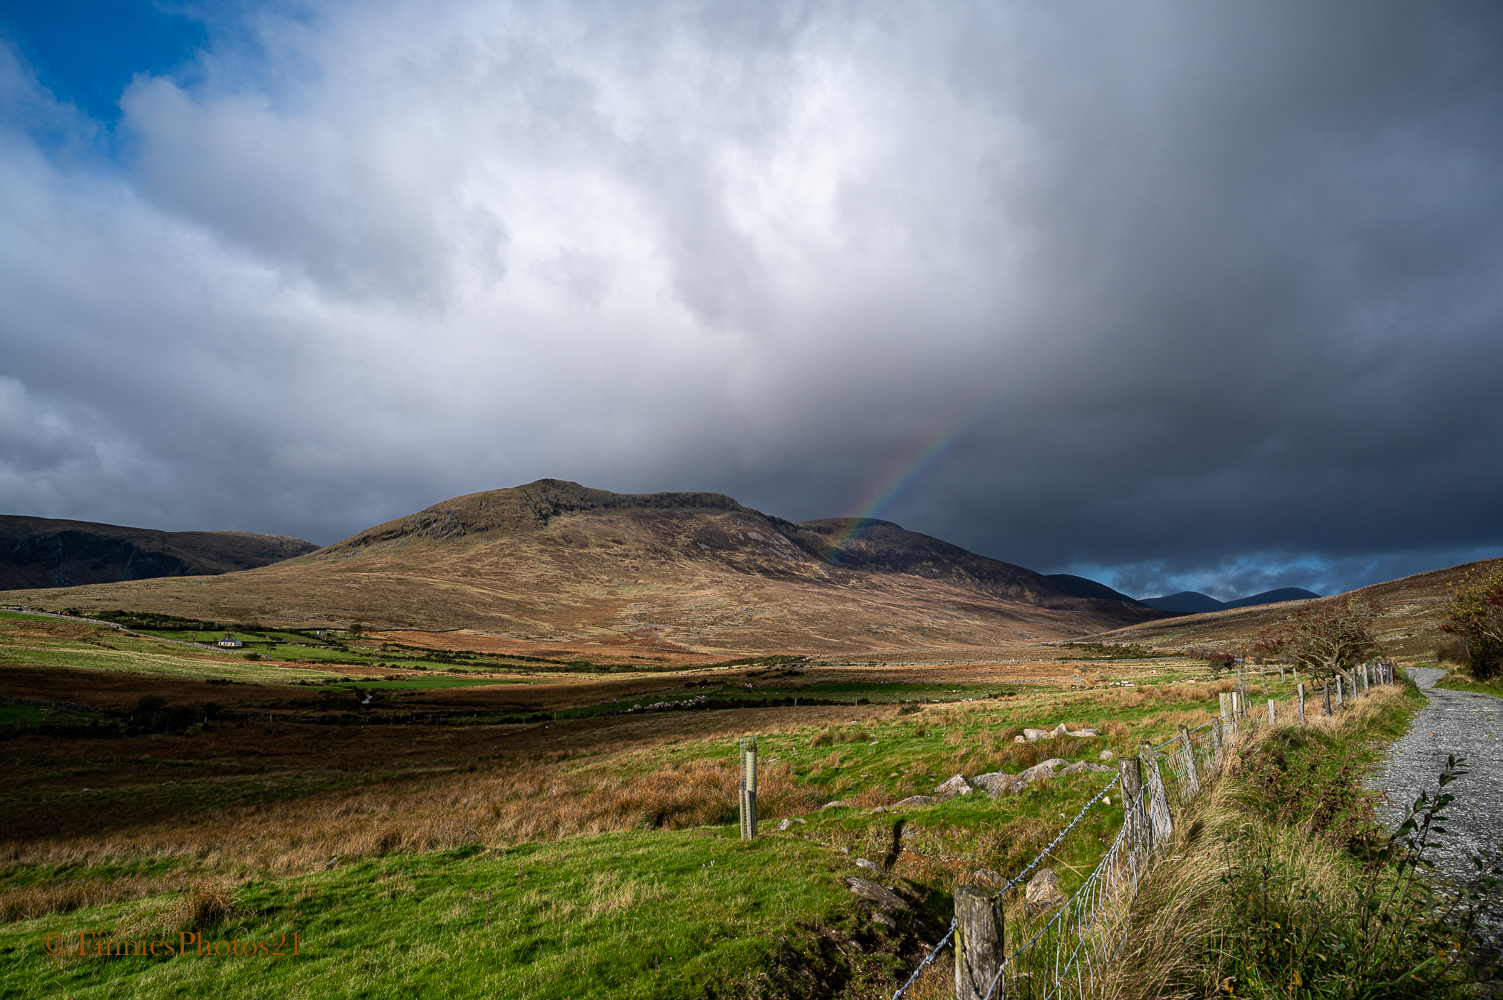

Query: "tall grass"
(1103, 687), (1494, 999)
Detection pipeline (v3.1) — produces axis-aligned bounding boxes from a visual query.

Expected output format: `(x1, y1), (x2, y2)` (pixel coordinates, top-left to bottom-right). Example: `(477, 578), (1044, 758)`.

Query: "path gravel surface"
(1370, 667), (1503, 884)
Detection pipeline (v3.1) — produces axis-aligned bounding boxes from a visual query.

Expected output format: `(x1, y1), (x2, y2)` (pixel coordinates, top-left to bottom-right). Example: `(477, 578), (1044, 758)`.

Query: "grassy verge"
(1430, 663), (1503, 698)
(1102, 683), (1495, 999)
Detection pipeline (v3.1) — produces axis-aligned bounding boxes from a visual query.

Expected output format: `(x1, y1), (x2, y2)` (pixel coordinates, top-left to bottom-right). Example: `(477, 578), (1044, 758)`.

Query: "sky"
(1, 1), (1501, 602)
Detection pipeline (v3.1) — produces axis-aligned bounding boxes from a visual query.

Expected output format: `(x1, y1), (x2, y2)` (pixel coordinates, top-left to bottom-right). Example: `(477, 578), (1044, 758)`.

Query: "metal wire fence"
(892, 659), (1401, 1000)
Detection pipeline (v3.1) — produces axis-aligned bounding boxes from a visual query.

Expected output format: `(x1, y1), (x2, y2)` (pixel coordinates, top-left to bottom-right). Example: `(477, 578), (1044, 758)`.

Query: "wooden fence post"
(1210, 716), (1222, 767)
(1139, 741), (1173, 842)
(1118, 755), (1145, 850)
(1267, 699), (1275, 724)
(954, 886), (1005, 1000)
(1177, 724), (1199, 795)
(1323, 680), (1331, 716)
(1336, 677), (1344, 710)
(1297, 683), (1305, 724)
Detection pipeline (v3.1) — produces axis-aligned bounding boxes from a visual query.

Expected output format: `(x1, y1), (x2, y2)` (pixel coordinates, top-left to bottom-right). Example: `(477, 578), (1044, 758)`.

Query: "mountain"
(1140, 591), (1231, 614)
(0, 515), (319, 590)
(1044, 574), (1147, 605)
(1140, 588), (1319, 614)
(1221, 587), (1320, 610)
(0, 480), (1167, 652)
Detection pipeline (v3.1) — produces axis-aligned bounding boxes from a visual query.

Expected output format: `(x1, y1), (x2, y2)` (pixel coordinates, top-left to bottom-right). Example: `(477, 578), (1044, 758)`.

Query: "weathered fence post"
(1323, 680), (1331, 716)
(1139, 741), (1173, 842)
(954, 886), (1005, 1000)
(1178, 724), (1200, 795)
(1118, 754), (1146, 851)
(739, 737), (758, 840)
(1278, 664), (1286, 681)
(1210, 716), (1222, 767)
(1336, 676), (1344, 710)
(1267, 699), (1275, 724)
(1297, 682), (1306, 723)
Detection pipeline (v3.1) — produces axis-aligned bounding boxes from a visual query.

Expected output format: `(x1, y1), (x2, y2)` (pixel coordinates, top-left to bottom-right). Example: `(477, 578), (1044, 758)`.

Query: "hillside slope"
(1080, 558), (1502, 659)
(0, 480), (1166, 652)
(0, 515), (318, 590)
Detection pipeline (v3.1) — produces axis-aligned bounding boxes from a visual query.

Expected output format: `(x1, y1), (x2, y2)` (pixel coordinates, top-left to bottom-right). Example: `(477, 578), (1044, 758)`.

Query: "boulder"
(821, 799), (851, 810)
(855, 857), (883, 874)
(1065, 729), (1099, 738)
(893, 795), (936, 807)
(1025, 868), (1066, 912)
(872, 912), (899, 929)
(972, 868), (1005, 885)
(776, 817), (808, 832)
(972, 772), (1027, 798)
(935, 774), (974, 798)
(1098, 749), (1115, 760)
(1022, 728), (1052, 741)
(1017, 759), (1068, 783)
(846, 877), (909, 911)
(1060, 761), (1115, 775)
(1013, 735), (1027, 743)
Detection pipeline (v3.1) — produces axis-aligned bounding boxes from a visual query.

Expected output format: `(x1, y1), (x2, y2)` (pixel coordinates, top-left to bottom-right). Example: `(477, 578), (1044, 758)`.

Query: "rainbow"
(822, 396), (1006, 564)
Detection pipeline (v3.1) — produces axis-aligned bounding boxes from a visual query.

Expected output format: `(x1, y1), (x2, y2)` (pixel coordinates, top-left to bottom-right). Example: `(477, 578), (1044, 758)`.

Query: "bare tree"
(1255, 596), (1382, 685)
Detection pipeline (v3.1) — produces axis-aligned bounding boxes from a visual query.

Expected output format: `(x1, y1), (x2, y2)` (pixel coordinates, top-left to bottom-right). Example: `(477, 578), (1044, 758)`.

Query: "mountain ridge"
(0, 514), (319, 590)
(0, 480), (1167, 652)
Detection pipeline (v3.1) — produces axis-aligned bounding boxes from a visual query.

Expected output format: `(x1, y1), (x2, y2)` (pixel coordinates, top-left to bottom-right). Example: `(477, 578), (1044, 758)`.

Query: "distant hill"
(1044, 574), (1148, 605)
(1082, 562), (1501, 659)
(1140, 587), (1319, 614)
(1221, 587), (1321, 610)
(0, 480), (1168, 652)
(1139, 591), (1227, 614)
(0, 515), (318, 590)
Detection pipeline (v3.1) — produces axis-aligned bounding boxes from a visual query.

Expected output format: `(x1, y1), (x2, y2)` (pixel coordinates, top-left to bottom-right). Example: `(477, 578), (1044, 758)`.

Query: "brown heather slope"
(1076, 555), (1503, 659)
(0, 480), (1165, 653)
(0, 514), (318, 590)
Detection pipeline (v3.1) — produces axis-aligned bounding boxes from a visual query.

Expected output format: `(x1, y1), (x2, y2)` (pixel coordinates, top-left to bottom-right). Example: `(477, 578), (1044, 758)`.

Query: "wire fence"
(888, 658), (1400, 1000)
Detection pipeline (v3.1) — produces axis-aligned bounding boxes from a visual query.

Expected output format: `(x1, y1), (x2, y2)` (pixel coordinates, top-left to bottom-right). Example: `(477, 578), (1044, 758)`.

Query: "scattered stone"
(855, 857), (883, 874)
(1022, 723), (1099, 741)
(1098, 749), (1115, 760)
(1022, 728), (1052, 741)
(935, 774), (974, 798)
(1025, 868), (1066, 912)
(972, 868), (1004, 885)
(972, 772), (1027, 798)
(845, 877), (909, 910)
(776, 817), (808, 832)
(1065, 729), (1099, 738)
(869, 806), (889, 814)
(1017, 759), (1068, 783)
(1013, 735), (1027, 743)
(872, 912), (898, 929)
(1059, 761), (1115, 775)
(892, 795), (936, 807)
(821, 800), (851, 810)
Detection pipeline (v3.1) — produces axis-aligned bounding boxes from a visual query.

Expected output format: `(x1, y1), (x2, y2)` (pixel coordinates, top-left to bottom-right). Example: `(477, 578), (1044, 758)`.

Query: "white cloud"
(0, 1), (1499, 595)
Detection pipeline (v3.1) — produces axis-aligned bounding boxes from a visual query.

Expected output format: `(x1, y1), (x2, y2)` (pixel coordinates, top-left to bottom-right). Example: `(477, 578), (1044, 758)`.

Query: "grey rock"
(846, 877), (909, 910)
(973, 771), (1027, 797)
(776, 817), (808, 832)
(855, 857), (883, 874)
(872, 912), (898, 929)
(1017, 759), (1068, 783)
(935, 774), (973, 797)
(972, 868), (1004, 885)
(1013, 735), (1027, 743)
(1064, 729), (1099, 738)
(1022, 728), (1051, 741)
(1098, 749), (1115, 760)
(893, 795), (937, 807)
(821, 799), (851, 810)
(1025, 868), (1066, 912)
(1060, 761), (1115, 775)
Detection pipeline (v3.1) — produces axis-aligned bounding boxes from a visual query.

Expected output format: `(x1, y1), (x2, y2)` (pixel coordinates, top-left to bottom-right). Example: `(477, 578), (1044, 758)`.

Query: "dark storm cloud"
(0, 1), (1499, 600)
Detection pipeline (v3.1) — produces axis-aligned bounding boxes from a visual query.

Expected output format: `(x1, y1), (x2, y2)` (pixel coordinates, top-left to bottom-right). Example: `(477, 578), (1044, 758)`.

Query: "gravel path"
(1370, 667), (1503, 884)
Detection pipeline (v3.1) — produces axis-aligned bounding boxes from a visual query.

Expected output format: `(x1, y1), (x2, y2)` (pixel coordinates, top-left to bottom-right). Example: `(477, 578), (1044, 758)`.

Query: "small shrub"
(810, 730), (833, 748)
(183, 880), (234, 930)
